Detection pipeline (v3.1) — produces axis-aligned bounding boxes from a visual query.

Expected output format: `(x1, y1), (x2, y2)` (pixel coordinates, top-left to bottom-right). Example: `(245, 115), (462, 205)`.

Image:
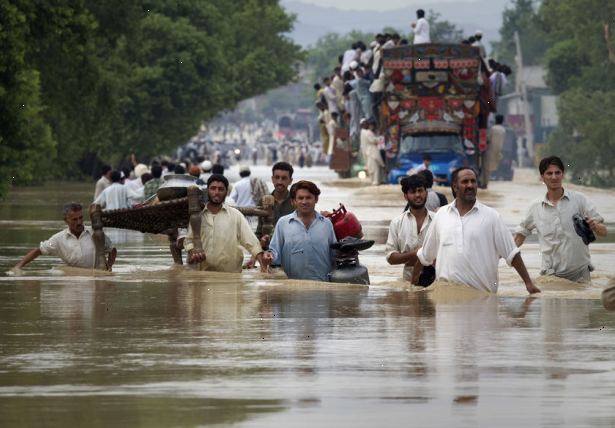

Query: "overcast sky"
(289, 0), (482, 11)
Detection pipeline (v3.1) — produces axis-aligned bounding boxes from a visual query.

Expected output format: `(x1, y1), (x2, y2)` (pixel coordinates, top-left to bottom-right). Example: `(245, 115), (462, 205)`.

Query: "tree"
(492, 0), (548, 66)
(538, 0), (615, 186)
(426, 11), (463, 44)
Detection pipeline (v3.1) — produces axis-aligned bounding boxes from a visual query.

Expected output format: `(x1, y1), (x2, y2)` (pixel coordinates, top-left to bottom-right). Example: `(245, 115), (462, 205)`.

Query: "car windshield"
(400, 134), (462, 154)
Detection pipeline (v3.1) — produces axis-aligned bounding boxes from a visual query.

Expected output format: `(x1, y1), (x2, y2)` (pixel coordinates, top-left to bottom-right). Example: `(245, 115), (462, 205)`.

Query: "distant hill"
(281, 0), (509, 50)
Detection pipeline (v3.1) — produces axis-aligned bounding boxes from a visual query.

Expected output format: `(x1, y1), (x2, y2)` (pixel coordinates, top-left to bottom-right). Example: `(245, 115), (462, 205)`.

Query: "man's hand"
(188, 249), (206, 264)
(525, 280), (541, 295)
(586, 216), (607, 236)
(259, 234), (270, 248)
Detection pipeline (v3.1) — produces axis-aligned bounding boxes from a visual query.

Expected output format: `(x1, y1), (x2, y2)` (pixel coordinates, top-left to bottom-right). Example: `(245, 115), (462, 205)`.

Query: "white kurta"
(418, 201), (519, 293)
(40, 228), (112, 268)
(413, 18), (431, 44)
(386, 210), (435, 280)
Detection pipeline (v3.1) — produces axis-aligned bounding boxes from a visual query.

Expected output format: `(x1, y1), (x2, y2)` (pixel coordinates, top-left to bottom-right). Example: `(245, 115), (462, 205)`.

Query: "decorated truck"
(380, 44), (494, 184)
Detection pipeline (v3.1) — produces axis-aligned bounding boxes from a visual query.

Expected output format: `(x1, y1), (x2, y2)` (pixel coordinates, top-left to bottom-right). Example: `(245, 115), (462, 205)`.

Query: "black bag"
(572, 214), (595, 245)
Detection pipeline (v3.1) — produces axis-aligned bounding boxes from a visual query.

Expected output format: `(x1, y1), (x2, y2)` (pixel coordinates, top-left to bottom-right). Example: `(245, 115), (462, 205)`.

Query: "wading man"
(386, 174), (435, 283)
(514, 156), (607, 282)
(262, 181), (337, 281)
(13, 203), (116, 272)
(185, 174), (266, 272)
(417, 167), (540, 294)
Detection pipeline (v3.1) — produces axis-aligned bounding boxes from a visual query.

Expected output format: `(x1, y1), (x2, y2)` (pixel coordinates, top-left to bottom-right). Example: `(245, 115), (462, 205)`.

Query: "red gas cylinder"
(327, 204), (363, 240)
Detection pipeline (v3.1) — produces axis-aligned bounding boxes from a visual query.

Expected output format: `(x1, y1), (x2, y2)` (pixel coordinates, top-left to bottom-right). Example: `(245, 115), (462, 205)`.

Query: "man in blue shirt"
(262, 180), (337, 281)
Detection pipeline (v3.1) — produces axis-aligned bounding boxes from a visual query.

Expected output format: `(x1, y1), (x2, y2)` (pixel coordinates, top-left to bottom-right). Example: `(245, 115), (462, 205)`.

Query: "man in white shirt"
(417, 167), (540, 294)
(411, 9), (431, 45)
(94, 165), (112, 199)
(360, 120), (384, 185)
(185, 174), (266, 272)
(13, 203), (115, 271)
(514, 156), (607, 282)
(230, 165), (257, 207)
(480, 114), (506, 188)
(386, 174), (435, 283)
(94, 171), (139, 210)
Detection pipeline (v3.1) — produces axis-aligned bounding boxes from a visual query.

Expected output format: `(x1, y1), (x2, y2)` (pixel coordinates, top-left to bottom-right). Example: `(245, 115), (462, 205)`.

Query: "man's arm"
(514, 233), (526, 247)
(14, 248), (42, 270)
(388, 251), (418, 266)
(511, 253), (541, 294)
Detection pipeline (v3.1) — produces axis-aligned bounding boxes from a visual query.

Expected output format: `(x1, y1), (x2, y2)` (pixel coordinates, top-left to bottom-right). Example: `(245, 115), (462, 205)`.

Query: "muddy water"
(1, 167), (615, 427)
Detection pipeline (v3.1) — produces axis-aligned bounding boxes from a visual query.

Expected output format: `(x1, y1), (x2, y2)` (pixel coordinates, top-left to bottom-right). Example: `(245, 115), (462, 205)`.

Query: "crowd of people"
(14, 153), (608, 296)
(313, 9), (514, 186)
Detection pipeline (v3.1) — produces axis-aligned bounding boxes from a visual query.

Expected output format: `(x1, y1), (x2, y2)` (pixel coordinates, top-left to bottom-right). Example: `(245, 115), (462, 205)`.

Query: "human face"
(65, 210), (84, 236)
(541, 164), (564, 192)
(272, 169), (292, 194)
(293, 189), (317, 216)
(453, 169), (477, 204)
(404, 187), (427, 210)
(207, 181), (227, 205)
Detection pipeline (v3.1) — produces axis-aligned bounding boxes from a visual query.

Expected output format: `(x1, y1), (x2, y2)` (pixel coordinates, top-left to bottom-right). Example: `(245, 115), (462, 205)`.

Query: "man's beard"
(408, 200), (426, 210)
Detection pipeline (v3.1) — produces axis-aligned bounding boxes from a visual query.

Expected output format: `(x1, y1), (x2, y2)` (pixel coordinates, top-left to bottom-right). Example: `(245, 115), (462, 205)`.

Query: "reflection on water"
(1, 179), (615, 427)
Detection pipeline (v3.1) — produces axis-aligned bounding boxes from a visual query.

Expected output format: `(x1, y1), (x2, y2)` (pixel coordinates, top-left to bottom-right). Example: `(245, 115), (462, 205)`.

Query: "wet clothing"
(418, 200), (519, 293)
(40, 227), (112, 268)
(386, 210), (435, 281)
(515, 189), (603, 282)
(268, 211), (337, 281)
(184, 203), (262, 273)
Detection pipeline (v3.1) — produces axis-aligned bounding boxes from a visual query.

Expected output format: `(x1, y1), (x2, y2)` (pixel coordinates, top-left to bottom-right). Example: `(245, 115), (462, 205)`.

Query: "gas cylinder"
(327, 204), (362, 240)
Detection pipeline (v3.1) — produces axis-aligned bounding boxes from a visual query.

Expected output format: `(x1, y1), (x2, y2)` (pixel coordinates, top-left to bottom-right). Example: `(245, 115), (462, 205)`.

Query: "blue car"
(388, 134), (470, 185)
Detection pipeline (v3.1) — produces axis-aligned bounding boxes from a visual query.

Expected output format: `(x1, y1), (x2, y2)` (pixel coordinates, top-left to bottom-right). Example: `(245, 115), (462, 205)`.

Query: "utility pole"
(514, 30), (534, 163)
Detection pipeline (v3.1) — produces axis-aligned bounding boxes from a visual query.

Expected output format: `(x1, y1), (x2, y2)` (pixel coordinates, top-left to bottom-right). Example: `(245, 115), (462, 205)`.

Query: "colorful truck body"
(381, 43), (494, 184)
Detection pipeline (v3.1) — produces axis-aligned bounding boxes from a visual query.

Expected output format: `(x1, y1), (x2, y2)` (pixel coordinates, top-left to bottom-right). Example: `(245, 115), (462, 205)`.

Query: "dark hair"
(151, 164), (163, 178)
(539, 156), (565, 175)
(422, 153), (432, 162)
(451, 166), (476, 183)
(100, 165), (111, 176)
(495, 114), (504, 125)
(272, 161), (294, 178)
(401, 174), (427, 193)
(290, 180), (320, 199)
(418, 169), (434, 188)
(174, 165), (186, 174)
(110, 170), (122, 183)
(212, 164), (225, 175)
(63, 202), (83, 216)
(207, 174), (229, 189)
(313, 83), (321, 91)
(416, 9), (425, 18)
(141, 172), (152, 185)
(239, 169), (251, 178)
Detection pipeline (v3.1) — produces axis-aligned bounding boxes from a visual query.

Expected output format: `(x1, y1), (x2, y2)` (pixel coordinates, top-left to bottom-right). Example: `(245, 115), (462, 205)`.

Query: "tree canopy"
(0, 0), (302, 198)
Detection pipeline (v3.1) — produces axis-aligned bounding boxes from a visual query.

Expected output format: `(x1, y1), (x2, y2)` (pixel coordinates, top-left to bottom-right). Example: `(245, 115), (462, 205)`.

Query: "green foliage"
(539, 0), (615, 186)
(0, 1), (55, 196)
(0, 0), (302, 198)
(426, 11), (463, 44)
(492, 0), (548, 66)
(543, 89), (615, 186)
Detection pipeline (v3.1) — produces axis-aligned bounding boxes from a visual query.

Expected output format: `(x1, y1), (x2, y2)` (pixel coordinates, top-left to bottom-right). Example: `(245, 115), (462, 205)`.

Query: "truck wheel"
(337, 170), (351, 179)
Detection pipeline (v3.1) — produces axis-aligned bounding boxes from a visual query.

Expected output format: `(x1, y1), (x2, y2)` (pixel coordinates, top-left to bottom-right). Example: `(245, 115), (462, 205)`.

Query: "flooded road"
(1, 166), (615, 427)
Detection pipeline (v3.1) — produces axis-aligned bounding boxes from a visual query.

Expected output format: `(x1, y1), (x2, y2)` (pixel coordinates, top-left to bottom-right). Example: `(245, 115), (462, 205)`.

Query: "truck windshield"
(400, 134), (462, 154)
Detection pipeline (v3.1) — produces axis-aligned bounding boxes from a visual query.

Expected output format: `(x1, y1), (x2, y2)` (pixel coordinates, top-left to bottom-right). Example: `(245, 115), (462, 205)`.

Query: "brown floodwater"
(1, 166), (615, 427)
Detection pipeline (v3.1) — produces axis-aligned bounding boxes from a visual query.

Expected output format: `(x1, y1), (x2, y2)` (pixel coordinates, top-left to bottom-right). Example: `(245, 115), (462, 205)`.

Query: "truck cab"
(388, 133), (467, 184)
